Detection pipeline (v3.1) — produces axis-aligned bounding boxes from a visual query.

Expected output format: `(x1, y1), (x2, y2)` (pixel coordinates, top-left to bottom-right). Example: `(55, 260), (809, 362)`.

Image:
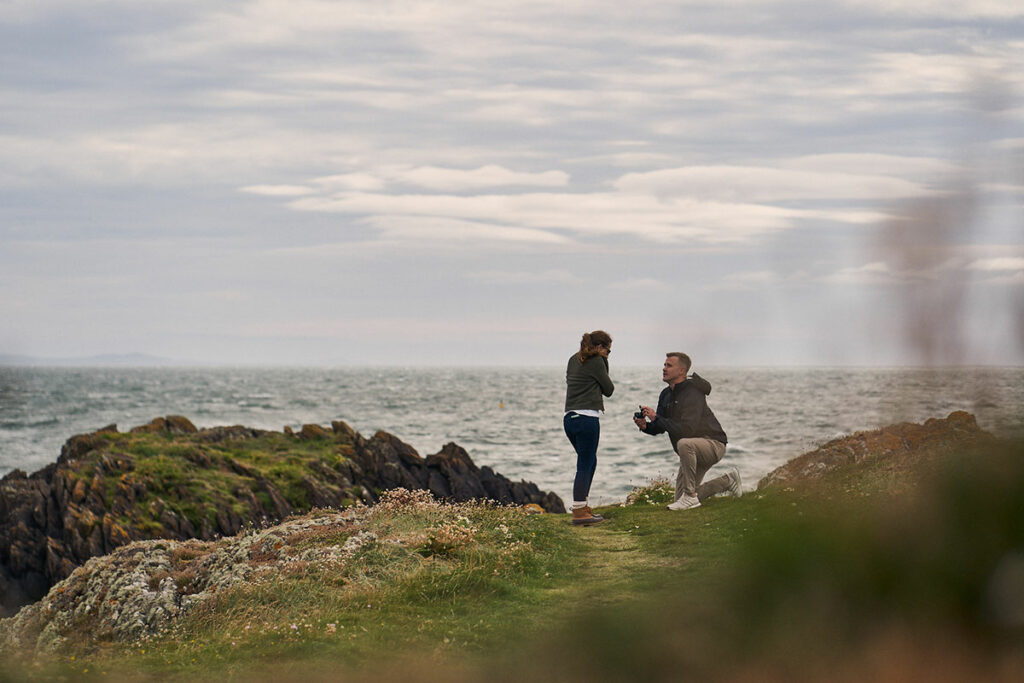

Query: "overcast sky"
(2, 0), (1022, 366)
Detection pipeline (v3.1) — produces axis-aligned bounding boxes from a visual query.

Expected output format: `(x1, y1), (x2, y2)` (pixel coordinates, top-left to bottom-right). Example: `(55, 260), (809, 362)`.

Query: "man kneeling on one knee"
(634, 352), (741, 510)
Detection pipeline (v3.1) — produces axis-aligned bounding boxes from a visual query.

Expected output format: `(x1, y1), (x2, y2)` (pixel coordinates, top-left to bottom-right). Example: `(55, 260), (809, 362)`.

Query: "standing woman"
(564, 330), (614, 526)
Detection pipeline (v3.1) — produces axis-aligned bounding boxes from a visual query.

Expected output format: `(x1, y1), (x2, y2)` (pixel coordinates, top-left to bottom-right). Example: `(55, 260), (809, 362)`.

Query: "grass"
(4, 439), (1024, 682)
(58, 428), (361, 538)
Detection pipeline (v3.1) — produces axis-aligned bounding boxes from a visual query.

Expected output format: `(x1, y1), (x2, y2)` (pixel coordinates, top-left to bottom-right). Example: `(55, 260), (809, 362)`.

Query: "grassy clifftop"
(3, 412), (1023, 681)
(0, 416), (562, 616)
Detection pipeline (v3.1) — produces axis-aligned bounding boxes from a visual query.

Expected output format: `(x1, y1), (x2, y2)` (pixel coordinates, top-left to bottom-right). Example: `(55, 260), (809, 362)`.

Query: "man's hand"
(640, 406), (656, 420)
(633, 416), (647, 431)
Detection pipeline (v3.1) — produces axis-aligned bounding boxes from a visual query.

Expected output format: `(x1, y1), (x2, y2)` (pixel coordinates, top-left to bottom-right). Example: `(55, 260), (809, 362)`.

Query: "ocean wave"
(0, 417), (60, 430)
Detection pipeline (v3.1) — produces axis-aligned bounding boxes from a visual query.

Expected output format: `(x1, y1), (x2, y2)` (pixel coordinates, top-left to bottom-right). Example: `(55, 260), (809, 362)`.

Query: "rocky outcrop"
(0, 491), (474, 655)
(0, 416), (564, 616)
(758, 411), (994, 490)
(1, 510), (368, 655)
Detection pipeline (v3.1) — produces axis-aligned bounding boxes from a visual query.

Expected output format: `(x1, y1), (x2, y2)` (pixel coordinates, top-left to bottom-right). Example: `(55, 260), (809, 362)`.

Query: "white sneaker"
(667, 494), (701, 511)
(727, 468), (743, 498)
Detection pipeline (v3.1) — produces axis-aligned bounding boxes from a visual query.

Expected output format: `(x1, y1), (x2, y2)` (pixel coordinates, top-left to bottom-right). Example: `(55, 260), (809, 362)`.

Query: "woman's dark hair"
(578, 330), (612, 362)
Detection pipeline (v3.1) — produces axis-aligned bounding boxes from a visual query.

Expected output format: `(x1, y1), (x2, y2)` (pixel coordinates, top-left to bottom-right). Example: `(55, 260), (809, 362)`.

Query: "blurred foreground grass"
(4, 438), (1023, 682)
(519, 437), (1024, 683)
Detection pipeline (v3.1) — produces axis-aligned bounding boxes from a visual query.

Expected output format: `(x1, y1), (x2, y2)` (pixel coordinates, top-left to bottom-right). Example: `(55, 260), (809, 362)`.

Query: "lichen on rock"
(0, 506), (372, 655)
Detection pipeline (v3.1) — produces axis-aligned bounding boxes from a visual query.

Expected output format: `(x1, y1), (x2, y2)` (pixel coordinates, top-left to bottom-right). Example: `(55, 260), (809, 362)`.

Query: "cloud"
(568, 151), (676, 167)
(706, 270), (784, 291)
(981, 271), (1024, 285)
(859, 52), (1010, 96)
(357, 215), (570, 246)
(240, 185), (314, 196)
(823, 262), (902, 285)
(843, 0), (1024, 19)
(470, 269), (581, 285)
(306, 166), (569, 194)
(781, 154), (961, 180)
(968, 256), (1024, 286)
(0, 125), (372, 188)
(0, 0), (167, 23)
(272, 153), (956, 248)
(607, 278), (663, 290)
(395, 165), (569, 190)
(613, 165), (935, 202)
(313, 173), (388, 192)
(994, 137), (1024, 150)
(967, 257), (1024, 271)
(288, 189), (820, 244)
(330, 165), (570, 191)
(822, 257), (1007, 286)
(979, 183), (1024, 197)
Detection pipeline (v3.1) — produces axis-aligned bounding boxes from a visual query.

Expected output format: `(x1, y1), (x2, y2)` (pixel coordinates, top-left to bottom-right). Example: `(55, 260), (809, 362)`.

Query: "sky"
(2, 0), (1022, 366)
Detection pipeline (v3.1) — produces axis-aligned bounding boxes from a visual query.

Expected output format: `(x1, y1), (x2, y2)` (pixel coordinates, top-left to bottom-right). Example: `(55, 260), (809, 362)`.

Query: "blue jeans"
(564, 412), (600, 502)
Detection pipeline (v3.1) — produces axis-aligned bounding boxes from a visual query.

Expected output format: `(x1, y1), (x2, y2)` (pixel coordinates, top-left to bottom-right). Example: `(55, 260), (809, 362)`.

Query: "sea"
(1, 366), (1022, 506)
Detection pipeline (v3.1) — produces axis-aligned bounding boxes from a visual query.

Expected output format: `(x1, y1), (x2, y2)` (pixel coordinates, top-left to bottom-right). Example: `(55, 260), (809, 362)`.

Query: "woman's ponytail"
(577, 330), (612, 362)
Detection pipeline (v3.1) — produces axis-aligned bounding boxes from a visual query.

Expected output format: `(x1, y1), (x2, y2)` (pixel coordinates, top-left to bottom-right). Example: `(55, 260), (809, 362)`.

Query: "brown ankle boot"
(571, 506), (605, 526)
